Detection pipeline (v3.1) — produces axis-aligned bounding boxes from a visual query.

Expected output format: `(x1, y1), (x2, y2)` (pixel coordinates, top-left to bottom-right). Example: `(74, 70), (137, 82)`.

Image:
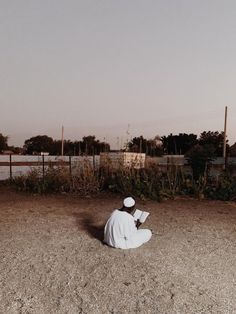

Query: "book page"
(133, 209), (142, 221)
(139, 211), (150, 223)
(133, 209), (150, 223)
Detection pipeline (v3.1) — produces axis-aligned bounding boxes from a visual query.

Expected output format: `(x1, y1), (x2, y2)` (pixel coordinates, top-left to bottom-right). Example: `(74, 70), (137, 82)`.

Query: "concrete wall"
(1, 154), (236, 180)
(0, 155), (99, 180)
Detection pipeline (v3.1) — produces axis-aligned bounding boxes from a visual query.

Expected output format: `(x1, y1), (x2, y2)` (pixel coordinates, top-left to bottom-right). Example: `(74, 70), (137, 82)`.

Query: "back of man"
(104, 209), (137, 249)
(104, 197), (152, 250)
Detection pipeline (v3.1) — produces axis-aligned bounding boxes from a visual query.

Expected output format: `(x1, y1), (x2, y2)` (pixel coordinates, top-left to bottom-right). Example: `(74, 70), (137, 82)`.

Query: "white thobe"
(104, 209), (152, 249)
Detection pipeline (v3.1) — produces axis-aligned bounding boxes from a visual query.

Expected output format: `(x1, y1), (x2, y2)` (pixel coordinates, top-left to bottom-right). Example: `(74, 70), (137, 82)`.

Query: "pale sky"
(1, 0), (236, 148)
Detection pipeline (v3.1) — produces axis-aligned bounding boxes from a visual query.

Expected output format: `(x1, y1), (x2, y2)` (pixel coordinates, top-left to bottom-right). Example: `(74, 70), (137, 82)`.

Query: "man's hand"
(136, 219), (142, 229)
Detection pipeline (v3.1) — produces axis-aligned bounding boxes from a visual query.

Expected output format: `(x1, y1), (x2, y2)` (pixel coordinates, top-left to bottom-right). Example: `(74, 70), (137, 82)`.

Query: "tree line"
(128, 131), (229, 157)
(0, 131), (234, 157)
(24, 135), (110, 155)
(0, 133), (110, 155)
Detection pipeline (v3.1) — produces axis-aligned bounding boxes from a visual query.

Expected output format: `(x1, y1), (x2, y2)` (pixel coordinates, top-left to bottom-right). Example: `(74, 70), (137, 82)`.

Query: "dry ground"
(0, 186), (236, 314)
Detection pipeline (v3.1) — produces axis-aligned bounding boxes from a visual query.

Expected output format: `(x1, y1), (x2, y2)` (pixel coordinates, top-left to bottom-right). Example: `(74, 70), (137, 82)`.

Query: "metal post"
(61, 125), (64, 156)
(93, 152), (95, 170)
(69, 156), (72, 176)
(9, 154), (12, 181)
(223, 106), (228, 170)
(42, 154), (45, 182)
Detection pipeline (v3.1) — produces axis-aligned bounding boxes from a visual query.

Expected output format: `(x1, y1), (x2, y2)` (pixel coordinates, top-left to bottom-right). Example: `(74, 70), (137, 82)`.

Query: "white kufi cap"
(123, 197), (135, 208)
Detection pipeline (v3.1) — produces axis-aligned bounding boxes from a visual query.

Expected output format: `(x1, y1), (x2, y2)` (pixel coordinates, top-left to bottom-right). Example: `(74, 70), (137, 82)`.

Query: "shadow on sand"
(73, 212), (105, 243)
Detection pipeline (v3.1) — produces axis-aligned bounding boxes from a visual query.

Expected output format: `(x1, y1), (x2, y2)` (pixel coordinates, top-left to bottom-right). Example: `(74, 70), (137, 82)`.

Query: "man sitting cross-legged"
(104, 197), (152, 249)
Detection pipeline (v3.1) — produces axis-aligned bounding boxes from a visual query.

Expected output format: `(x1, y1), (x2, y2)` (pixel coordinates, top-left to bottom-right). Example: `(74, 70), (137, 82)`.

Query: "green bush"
(12, 168), (42, 193)
(43, 165), (71, 193)
(12, 165), (71, 193)
(100, 165), (160, 200)
(12, 161), (100, 196)
(205, 174), (236, 201)
(11, 161), (236, 202)
(71, 161), (101, 196)
(186, 144), (215, 180)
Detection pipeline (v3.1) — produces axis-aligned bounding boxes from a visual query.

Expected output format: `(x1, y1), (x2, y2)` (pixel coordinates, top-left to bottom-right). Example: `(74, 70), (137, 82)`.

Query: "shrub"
(12, 165), (71, 193)
(205, 173), (236, 201)
(43, 165), (71, 193)
(11, 158), (236, 202)
(71, 160), (101, 196)
(12, 168), (43, 193)
(160, 164), (186, 198)
(186, 144), (215, 180)
(101, 164), (164, 201)
(12, 160), (101, 196)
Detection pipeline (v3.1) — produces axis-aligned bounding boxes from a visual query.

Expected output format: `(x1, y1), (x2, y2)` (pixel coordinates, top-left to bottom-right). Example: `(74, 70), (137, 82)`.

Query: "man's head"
(123, 197), (135, 213)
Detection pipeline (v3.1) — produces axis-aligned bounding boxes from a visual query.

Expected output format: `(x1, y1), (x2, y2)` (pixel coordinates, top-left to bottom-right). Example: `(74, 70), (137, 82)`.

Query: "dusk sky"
(1, 0), (236, 148)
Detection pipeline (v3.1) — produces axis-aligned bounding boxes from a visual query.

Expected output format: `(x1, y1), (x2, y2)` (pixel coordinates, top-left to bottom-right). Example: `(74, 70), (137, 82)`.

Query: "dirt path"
(0, 187), (236, 313)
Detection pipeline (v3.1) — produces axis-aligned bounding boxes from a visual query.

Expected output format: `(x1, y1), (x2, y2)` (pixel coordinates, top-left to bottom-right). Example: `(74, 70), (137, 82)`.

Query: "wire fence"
(1, 154), (236, 181)
(0, 155), (100, 181)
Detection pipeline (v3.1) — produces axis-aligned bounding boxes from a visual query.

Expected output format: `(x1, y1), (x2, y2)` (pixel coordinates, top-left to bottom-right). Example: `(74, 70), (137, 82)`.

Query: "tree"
(81, 136), (110, 155)
(127, 135), (163, 156)
(198, 131), (228, 157)
(0, 133), (8, 152)
(82, 136), (97, 155)
(7, 146), (23, 154)
(186, 144), (215, 180)
(23, 135), (110, 156)
(161, 133), (198, 155)
(24, 135), (54, 154)
(50, 140), (76, 155)
(229, 143), (236, 157)
(128, 136), (148, 153)
(50, 140), (62, 155)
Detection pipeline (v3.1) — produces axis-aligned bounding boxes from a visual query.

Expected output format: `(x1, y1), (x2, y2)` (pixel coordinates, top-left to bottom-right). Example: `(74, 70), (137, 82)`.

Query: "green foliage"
(24, 135), (54, 155)
(23, 135), (110, 155)
(198, 131), (227, 157)
(186, 144), (215, 180)
(127, 135), (163, 156)
(10, 160), (236, 202)
(12, 166), (71, 193)
(230, 143), (236, 157)
(160, 131), (228, 157)
(0, 133), (8, 152)
(12, 161), (100, 196)
(101, 165), (162, 200)
(42, 166), (71, 193)
(71, 160), (101, 196)
(205, 174), (236, 201)
(161, 133), (198, 155)
(12, 168), (42, 193)
(160, 165), (186, 198)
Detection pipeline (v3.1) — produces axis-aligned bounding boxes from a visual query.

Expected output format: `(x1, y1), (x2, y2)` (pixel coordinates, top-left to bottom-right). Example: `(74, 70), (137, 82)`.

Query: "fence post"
(93, 154), (95, 170)
(69, 156), (72, 176)
(9, 154), (12, 181)
(42, 154), (45, 182)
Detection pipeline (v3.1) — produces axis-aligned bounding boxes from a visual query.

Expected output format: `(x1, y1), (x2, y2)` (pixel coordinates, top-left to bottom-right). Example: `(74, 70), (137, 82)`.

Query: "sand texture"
(0, 187), (236, 314)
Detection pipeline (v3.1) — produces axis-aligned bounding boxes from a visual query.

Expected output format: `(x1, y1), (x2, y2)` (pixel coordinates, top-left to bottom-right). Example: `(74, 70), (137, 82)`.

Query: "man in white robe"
(104, 197), (152, 249)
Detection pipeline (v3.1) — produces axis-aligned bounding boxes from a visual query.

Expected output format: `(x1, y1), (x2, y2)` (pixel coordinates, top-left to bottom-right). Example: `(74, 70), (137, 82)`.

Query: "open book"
(133, 209), (150, 223)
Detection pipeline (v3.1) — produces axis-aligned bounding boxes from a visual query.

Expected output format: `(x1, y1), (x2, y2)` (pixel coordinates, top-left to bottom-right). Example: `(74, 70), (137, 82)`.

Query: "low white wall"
(0, 155), (100, 180)
(1, 155), (236, 181)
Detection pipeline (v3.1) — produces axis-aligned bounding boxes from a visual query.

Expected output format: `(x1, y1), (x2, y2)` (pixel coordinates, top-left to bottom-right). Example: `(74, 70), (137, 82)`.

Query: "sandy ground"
(0, 187), (236, 314)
